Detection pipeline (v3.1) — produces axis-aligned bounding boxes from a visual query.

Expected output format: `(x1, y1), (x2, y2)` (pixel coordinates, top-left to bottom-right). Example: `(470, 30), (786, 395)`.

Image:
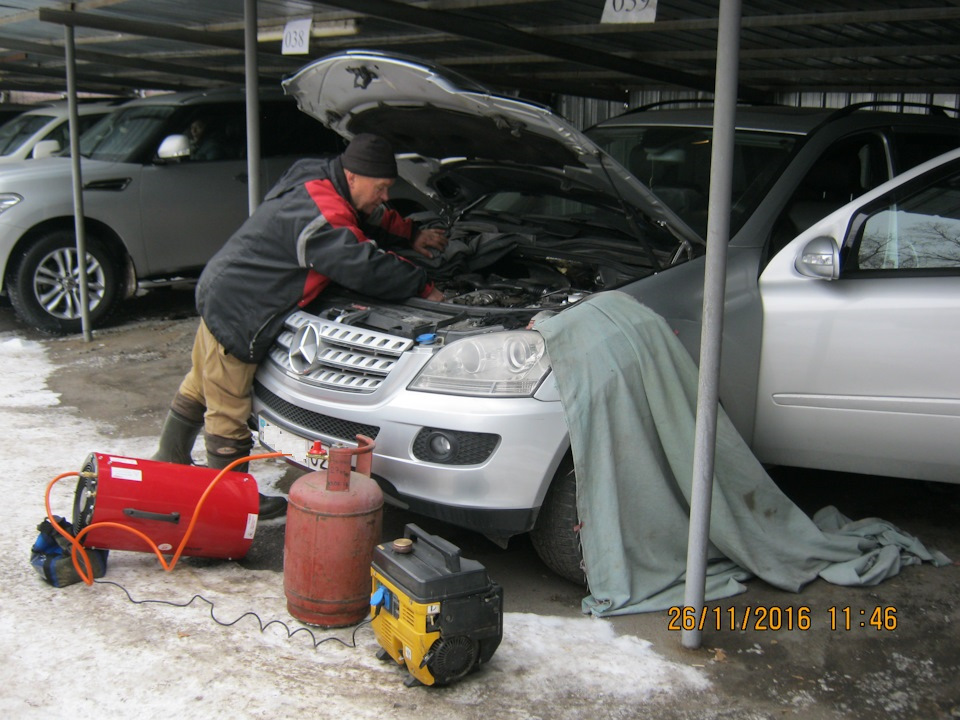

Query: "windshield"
(469, 189), (683, 270)
(78, 105), (177, 162)
(475, 191), (637, 235)
(0, 114), (53, 156)
(586, 125), (798, 237)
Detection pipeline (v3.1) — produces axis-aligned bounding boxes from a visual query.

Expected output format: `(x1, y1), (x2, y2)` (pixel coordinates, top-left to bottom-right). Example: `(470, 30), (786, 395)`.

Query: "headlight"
(408, 331), (551, 397)
(0, 193), (22, 215)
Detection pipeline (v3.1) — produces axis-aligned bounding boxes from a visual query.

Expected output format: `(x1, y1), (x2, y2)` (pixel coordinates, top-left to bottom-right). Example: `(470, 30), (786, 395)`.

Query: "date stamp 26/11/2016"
(667, 605), (898, 632)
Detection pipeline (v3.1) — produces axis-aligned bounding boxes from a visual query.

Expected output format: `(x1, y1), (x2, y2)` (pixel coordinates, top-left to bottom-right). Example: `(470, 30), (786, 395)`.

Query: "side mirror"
(156, 133), (191, 161)
(31, 139), (61, 159)
(795, 236), (841, 280)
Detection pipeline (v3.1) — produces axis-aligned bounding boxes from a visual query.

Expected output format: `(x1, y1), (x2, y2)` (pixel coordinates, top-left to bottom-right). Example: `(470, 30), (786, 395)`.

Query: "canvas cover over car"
(535, 292), (950, 615)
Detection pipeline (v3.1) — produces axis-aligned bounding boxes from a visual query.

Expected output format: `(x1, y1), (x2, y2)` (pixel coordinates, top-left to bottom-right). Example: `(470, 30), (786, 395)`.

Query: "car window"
(0, 114), (53, 155)
(586, 125), (797, 237)
(79, 105), (177, 162)
(479, 190), (629, 229)
(41, 113), (105, 153)
(851, 165), (960, 272)
(892, 130), (960, 173)
(178, 105), (246, 162)
(259, 101), (343, 157)
(769, 133), (888, 259)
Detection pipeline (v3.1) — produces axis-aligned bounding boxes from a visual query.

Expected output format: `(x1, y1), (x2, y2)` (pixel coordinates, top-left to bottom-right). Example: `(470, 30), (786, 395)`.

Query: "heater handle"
(404, 523), (461, 573)
(123, 507), (181, 524)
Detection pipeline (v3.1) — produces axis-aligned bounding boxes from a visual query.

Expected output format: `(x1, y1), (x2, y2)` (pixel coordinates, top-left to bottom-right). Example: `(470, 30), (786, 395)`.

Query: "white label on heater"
(111, 467), (143, 482)
(108, 456), (138, 465)
(244, 513), (258, 539)
(158, 543), (173, 552)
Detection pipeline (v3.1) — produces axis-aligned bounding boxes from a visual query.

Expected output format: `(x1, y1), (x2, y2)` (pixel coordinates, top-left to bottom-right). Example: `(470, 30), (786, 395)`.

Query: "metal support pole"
(64, 25), (91, 341)
(244, 0), (261, 214)
(681, 0), (742, 649)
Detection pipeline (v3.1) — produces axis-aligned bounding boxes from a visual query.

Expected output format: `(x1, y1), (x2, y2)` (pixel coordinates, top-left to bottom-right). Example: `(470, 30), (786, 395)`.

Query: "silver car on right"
(252, 51), (960, 584)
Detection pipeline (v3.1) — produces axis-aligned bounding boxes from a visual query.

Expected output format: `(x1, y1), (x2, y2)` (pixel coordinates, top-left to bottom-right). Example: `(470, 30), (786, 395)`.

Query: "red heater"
(72, 452), (259, 559)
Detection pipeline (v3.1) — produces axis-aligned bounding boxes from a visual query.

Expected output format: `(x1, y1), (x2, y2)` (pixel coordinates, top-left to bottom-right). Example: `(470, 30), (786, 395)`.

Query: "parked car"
(0, 101), (117, 163)
(252, 50), (960, 583)
(0, 88), (344, 333)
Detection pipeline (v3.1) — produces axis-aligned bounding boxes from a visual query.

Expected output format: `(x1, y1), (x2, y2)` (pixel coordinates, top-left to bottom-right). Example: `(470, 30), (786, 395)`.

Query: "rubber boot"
(152, 398), (204, 465)
(205, 432), (288, 520)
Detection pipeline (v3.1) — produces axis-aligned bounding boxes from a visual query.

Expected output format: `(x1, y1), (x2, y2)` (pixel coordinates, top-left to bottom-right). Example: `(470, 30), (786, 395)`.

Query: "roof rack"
(825, 100), (959, 120)
(618, 98), (785, 116)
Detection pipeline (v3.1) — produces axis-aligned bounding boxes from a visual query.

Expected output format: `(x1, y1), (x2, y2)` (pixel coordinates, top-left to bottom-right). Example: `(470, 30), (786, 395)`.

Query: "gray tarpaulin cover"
(535, 291), (950, 616)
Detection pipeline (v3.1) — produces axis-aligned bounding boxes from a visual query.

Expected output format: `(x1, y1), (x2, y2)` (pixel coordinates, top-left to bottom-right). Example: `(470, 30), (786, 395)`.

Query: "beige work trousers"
(177, 319), (257, 441)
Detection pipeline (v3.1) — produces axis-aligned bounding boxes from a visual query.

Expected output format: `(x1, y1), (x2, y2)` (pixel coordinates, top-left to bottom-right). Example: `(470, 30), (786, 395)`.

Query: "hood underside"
(282, 50), (700, 246)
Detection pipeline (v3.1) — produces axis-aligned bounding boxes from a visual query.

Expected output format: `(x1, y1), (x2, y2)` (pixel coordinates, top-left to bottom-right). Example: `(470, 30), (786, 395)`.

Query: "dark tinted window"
(770, 133), (887, 258)
(892, 130), (960, 173)
(177, 104), (247, 162)
(260, 101), (344, 158)
(587, 125), (797, 237)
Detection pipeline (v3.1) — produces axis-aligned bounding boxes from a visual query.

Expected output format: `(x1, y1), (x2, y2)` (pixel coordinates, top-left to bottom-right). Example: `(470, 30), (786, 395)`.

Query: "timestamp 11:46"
(830, 606), (897, 631)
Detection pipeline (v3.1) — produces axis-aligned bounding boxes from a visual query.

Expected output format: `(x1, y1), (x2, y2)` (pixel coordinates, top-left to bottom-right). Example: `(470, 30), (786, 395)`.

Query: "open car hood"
(282, 50), (702, 247)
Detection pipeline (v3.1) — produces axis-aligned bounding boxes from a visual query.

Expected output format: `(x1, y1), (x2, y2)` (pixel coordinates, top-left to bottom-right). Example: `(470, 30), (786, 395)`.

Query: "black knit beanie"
(340, 133), (398, 179)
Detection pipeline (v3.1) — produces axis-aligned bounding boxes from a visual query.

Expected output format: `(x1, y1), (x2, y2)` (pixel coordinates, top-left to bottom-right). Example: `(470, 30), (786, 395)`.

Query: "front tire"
(530, 456), (587, 586)
(8, 229), (122, 334)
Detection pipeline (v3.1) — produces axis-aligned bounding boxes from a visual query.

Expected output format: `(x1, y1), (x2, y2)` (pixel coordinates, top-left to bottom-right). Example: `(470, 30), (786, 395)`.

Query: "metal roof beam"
(535, 6), (960, 36)
(308, 0), (738, 97)
(0, 36), (251, 85)
(0, 63), (188, 93)
(628, 44), (960, 63)
(37, 7), (255, 52)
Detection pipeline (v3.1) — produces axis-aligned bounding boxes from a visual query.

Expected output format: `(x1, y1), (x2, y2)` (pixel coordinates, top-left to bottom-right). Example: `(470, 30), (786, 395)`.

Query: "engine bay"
(436, 255), (602, 309)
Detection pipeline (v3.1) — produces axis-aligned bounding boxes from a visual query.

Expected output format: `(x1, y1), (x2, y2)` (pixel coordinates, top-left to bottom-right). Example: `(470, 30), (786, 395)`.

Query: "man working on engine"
(153, 133), (447, 519)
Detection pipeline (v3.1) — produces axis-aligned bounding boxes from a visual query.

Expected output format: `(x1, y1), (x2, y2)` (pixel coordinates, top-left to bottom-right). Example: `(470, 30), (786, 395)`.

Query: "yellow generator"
(370, 524), (503, 687)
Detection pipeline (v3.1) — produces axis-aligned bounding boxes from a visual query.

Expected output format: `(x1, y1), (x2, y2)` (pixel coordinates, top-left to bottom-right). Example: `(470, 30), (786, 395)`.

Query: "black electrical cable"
(95, 579), (373, 650)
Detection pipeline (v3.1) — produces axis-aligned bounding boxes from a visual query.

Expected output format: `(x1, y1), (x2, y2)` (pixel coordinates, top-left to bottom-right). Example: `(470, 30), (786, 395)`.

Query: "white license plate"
(258, 416), (326, 468)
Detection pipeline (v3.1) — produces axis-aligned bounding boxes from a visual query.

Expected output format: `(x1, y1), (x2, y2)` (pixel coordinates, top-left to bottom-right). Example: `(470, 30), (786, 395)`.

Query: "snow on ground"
(0, 332), (709, 719)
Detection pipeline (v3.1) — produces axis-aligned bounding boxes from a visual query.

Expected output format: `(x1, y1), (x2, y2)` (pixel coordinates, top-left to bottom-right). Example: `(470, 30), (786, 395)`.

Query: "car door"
(137, 103), (250, 275)
(753, 155), (960, 483)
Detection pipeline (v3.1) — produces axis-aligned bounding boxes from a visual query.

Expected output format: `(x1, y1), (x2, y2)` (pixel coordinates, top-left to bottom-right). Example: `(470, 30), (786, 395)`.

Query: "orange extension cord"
(43, 452), (287, 585)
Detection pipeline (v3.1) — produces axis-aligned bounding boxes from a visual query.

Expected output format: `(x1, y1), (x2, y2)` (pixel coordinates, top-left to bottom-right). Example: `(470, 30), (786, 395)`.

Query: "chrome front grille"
(270, 310), (414, 393)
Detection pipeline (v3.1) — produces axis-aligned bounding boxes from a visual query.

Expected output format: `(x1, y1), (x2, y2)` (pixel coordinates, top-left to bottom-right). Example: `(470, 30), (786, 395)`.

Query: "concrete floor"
(5, 286), (959, 720)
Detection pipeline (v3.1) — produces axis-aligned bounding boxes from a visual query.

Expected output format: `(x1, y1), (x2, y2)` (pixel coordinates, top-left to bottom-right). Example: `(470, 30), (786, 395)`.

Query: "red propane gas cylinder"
(283, 435), (383, 627)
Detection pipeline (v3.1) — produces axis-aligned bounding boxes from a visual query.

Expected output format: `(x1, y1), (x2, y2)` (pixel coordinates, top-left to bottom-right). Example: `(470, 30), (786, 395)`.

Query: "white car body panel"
(755, 148), (960, 480)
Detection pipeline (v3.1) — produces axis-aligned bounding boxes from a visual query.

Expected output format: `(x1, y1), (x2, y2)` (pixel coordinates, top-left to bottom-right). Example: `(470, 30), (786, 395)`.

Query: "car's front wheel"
(530, 456), (587, 586)
(8, 229), (123, 334)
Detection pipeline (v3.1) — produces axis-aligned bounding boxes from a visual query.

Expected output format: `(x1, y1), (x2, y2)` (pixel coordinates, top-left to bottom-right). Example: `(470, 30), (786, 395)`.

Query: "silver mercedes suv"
(252, 50), (960, 582)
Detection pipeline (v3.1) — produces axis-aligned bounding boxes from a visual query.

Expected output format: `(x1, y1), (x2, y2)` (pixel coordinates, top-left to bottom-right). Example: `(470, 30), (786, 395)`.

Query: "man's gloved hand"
(412, 227), (449, 258)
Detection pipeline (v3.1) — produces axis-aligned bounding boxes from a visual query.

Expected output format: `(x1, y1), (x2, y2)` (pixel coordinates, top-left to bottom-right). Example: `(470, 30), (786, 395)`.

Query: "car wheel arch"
(6, 216), (133, 290)
(6, 220), (132, 333)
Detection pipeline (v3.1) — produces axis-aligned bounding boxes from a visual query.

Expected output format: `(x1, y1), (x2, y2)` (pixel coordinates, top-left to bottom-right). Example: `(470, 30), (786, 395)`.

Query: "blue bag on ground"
(31, 516), (108, 587)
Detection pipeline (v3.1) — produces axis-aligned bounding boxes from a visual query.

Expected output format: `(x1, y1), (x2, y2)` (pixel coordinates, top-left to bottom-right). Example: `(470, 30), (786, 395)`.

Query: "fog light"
(424, 431), (458, 463)
(412, 428), (500, 465)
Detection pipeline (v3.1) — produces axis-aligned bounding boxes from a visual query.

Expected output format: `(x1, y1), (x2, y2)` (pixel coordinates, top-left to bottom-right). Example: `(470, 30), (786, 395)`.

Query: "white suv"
(252, 51), (960, 583)
(0, 101), (115, 163)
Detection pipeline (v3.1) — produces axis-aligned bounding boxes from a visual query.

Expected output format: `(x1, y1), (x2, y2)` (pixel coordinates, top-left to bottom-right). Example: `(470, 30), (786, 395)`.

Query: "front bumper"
(252, 354), (570, 538)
